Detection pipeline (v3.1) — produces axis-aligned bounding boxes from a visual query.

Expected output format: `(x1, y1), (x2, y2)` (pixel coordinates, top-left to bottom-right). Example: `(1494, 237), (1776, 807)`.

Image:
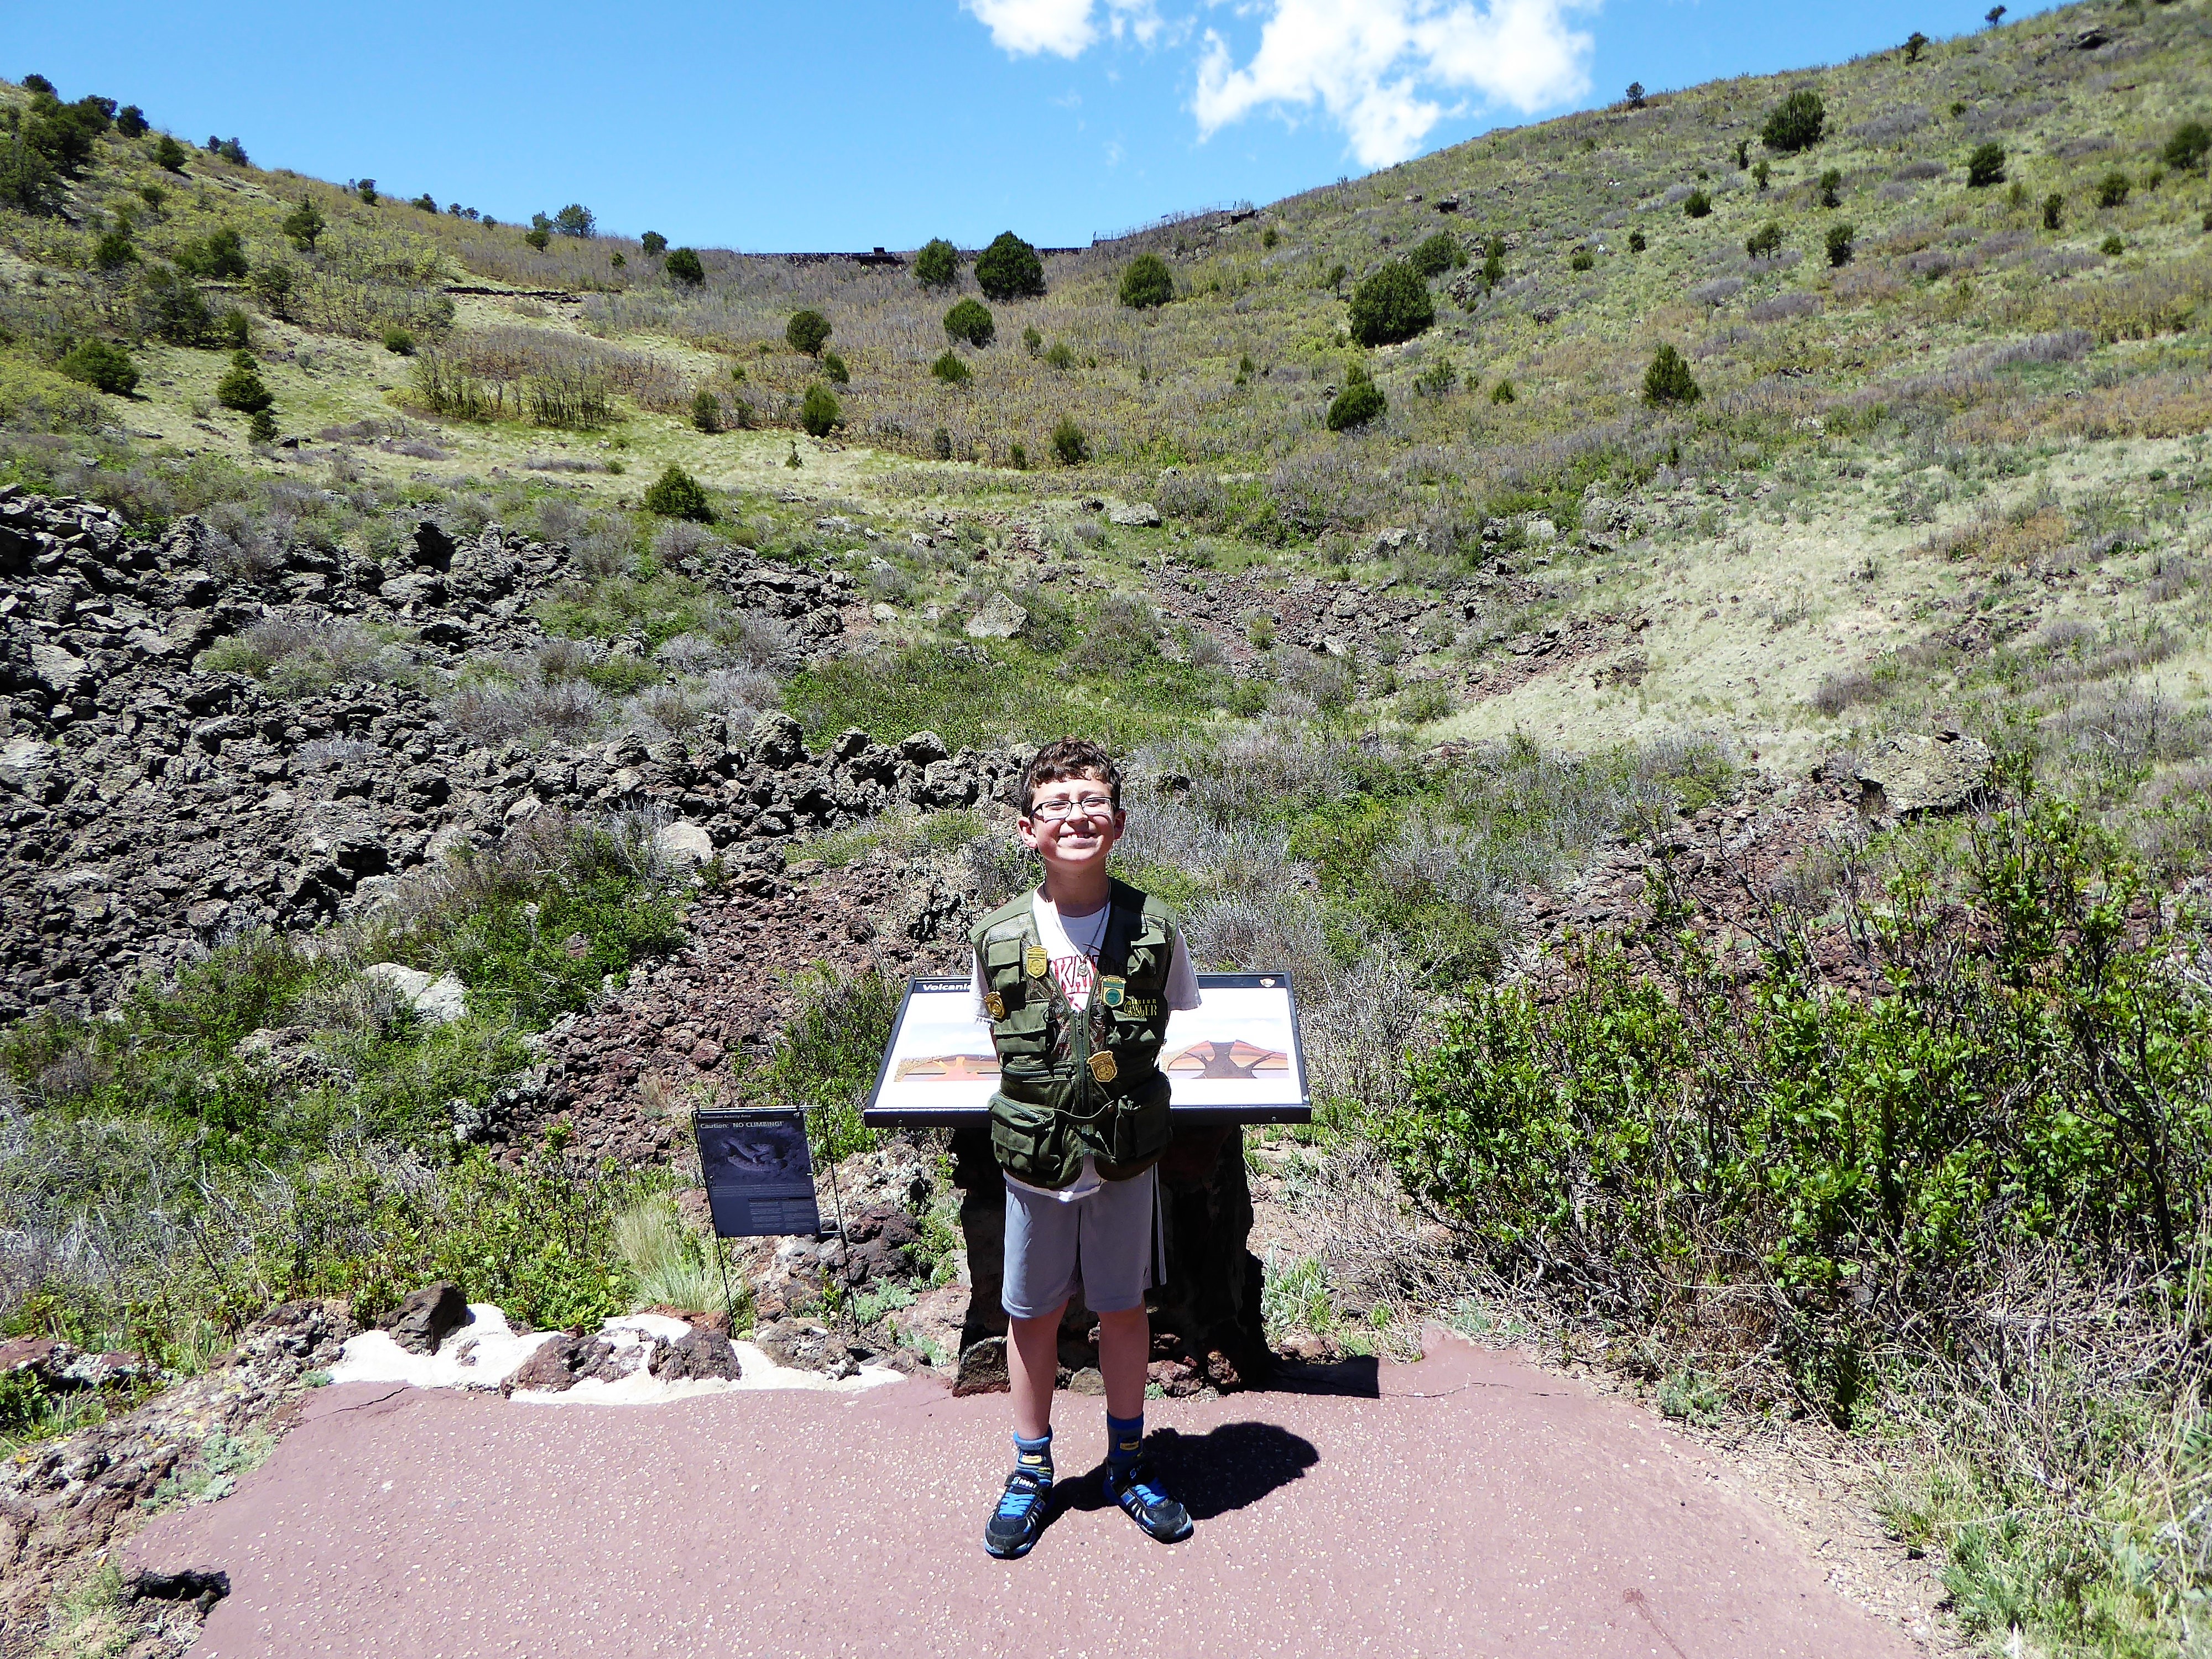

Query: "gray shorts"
(1001, 1167), (1161, 1320)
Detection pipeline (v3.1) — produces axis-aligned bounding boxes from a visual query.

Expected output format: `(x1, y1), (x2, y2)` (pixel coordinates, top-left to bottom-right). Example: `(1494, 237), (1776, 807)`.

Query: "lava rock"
(380, 1283), (468, 1355)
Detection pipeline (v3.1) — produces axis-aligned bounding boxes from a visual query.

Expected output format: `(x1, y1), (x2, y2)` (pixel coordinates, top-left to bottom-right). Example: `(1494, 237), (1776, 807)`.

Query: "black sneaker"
(1104, 1458), (1192, 1543)
(984, 1467), (1053, 1559)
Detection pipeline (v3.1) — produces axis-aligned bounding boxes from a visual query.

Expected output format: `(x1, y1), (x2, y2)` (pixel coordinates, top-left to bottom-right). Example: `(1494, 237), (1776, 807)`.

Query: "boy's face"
(1017, 772), (1124, 878)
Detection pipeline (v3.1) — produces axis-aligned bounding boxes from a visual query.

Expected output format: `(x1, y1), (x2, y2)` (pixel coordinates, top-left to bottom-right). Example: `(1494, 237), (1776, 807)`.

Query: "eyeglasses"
(1028, 794), (1114, 821)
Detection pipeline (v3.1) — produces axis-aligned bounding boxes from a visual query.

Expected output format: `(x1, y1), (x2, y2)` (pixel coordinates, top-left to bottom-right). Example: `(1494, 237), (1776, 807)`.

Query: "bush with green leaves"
(1642, 342), (1700, 406)
(821, 349), (849, 385)
(524, 226), (551, 251)
(213, 307), (251, 350)
(1568, 248), (1594, 272)
(1966, 142), (2006, 188)
(2166, 121), (2211, 174)
(1119, 252), (1173, 309)
(1327, 363), (1386, 431)
(383, 325), (415, 355)
(913, 237), (959, 290)
(59, 338), (138, 397)
(2102, 233), (2126, 256)
(1490, 379), (1515, 404)
(801, 383), (843, 437)
(176, 226), (248, 280)
(1761, 88), (1827, 153)
(2096, 170), (2131, 209)
(1825, 222), (1856, 267)
(1626, 228), (1646, 254)
(1044, 340), (1075, 372)
(1051, 416), (1088, 465)
(215, 351), (273, 415)
(280, 196), (325, 251)
(691, 388), (721, 434)
(942, 297), (994, 348)
(116, 105), (147, 138)
(641, 463), (713, 521)
(1683, 187), (1712, 218)
(664, 247), (705, 285)
(1745, 222), (1783, 259)
(2042, 191), (2064, 231)
(152, 133), (186, 172)
(640, 231), (667, 257)
(93, 228), (136, 270)
(554, 204), (595, 238)
(247, 407), (278, 444)
(1347, 260), (1433, 348)
(973, 231), (1044, 301)
(1817, 168), (1841, 208)
(786, 310), (831, 356)
(931, 350), (972, 386)
(1408, 232), (1465, 277)
(134, 264), (211, 344)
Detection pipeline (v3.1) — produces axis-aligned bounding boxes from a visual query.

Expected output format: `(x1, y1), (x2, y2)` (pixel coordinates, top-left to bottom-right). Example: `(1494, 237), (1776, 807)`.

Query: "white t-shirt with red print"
(972, 889), (1201, 1202)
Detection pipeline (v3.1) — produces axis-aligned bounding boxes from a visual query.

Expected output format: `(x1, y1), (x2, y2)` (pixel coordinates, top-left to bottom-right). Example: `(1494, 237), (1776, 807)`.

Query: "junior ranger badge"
(982, 990), (1006, 1019)
(1024, 945), (1049, 979)
(1087, 1051), (1118, 1083)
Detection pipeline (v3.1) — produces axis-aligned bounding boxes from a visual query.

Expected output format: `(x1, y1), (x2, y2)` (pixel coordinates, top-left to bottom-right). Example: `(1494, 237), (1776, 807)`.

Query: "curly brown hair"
(1020, 738), (1121, 817)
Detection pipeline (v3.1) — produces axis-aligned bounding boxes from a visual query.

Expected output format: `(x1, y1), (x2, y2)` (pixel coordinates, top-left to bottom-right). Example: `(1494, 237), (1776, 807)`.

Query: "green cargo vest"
(972, 880), (1179, 1190)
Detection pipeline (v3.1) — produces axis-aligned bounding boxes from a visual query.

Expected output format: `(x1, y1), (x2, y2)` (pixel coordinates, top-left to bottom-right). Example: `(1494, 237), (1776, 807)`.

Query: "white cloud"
(963, 0), (1162, 59)
(1193, 0), (1594, 166)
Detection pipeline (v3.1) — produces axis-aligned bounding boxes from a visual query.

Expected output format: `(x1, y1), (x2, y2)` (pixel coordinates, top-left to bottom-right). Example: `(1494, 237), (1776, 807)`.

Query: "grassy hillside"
(4, 4), (2212, 1652)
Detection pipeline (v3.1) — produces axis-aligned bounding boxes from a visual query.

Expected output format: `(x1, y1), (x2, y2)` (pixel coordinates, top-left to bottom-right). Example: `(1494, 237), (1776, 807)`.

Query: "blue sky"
(30, 0), (2065, 251)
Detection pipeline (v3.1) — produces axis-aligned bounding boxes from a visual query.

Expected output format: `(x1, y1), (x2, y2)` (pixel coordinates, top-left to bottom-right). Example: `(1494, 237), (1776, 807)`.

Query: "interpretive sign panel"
(863, 972), (1310, 1128)
(694, 1107), (822, 1238)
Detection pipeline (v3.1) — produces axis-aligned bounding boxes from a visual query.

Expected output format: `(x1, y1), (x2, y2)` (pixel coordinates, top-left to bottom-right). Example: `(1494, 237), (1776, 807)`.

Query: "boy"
(970, 738), (1201, 1560)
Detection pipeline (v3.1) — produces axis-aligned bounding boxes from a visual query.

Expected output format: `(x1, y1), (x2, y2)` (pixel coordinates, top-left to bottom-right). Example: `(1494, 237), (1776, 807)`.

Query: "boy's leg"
(1081, 1170), (1192, 1545)
(988, 1182), (1078, 1559)
(1006, 1304), (1066, 1439)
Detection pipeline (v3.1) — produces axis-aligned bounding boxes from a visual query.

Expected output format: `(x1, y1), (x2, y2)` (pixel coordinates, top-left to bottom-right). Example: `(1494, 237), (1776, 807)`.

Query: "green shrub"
(383, 325), (415, 355)
(786, 309), (831, 356)
(93, 228), (137, 270)
(554, 204), (594, 237)
(931, 426), (953, 459)
(1009, 442), (1026, 471)
(1817, 168), (1842, 208)
(357, 178), (378, 204)
(1761, 88), (1827, 153)
(1642, 343), (1700, 405)
(2102, 233), (2126, 256)
(1903, 29), (1928, 61)
(523, 226), (551, 251)
(215, 351), (273, 415)
(641, 463), (713, 521)
(247, 407), (278, 444)
(973, 231), (1044, 301)
(913, 237), (959, 290)
(411, 193), (437, 213)
(932, 351), (970, 385)
(59, 338), (138, 396)
(1327, 365), (1386, 431)
(943, 297), (994, 347)
(1745, 222), (1782, 258)
(1408, 232), (1464, 277)
(1683, 188), (1712, 218)
(1347, 260), (1434, 347)
(1825, 222), (1856, 267)
(213, 307), (251, 350)
(281, 196), (325, 252)
(1119, 252), (1174, 309)
(691, 388), (721, 434)
(1051, 415), (1088, 465)
(134, 264), (211, 344)
(1627, 228), (1647, 253)
(641, 231), (667, 257)
(2096, 171), (2131, 208)
(1490, 379), (1515, 404)
(153, 134), (186, 172)
(821, 349), (849, 385)
(116, 105), (148, 139)
(2042, 191), (2064, 231)
(1044, 340), (1074, 371)
(176, 226), (247, 280)
(1568, 248), (1594, 272)
(1966, 142), (2006, 188)
(665, 247), (705, 285)
(1752, 159), (1770, 191)
(2164, 120), (2211, 174)
(801, 383), (843, 437)
(1021, 326), (1042, 356)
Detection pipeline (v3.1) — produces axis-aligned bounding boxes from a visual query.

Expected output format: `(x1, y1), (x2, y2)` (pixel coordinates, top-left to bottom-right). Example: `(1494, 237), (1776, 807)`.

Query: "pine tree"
(281, 196), (325, 252)
(786, 310), (831, 356)
(801, 384), (843, 438)
(642, 463), (713, 521)
(1347, 261), (1433, 347)
(1642, 343), (1701, 406)
(914, 237), (959, 290)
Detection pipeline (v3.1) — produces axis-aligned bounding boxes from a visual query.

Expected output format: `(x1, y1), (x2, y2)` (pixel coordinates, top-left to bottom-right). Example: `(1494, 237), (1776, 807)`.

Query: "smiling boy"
(970, 738), (1201, 1560)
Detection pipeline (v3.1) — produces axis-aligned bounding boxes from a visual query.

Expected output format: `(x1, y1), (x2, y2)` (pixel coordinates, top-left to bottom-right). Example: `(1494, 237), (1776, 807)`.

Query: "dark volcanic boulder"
(380, 1283), (467, 1355)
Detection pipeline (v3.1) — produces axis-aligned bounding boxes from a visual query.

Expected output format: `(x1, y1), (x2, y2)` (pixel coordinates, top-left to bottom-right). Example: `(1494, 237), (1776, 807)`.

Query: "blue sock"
(1107, 1412), (1144, 1475)
(1013, 1430), (1053, 1486)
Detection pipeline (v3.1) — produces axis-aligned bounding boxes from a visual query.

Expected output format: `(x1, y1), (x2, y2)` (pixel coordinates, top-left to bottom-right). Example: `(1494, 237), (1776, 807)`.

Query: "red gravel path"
(127, 1330), (1917, 1658)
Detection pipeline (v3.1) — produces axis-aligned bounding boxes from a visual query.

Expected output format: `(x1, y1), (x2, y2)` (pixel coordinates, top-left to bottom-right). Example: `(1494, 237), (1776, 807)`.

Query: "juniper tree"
(821, 351), (849, 385)
(356, 179), (377, 204)
(1826, 222), (1856, 266)
(153, 134), (186, 173)
(643, 463), (713, 521)
(1903, 30), (1929, 62)
(801, 383), (843, 437)
(692, 389), (721, 434)
(641, 231), (667, 257)
(974, 232), (1044, 301)
(2164, 121), (2210, 174)
(1683, 188), (1712, 218)
(115, 105), (147, 138)
(1762, 89), (1826, 153)
(1818, 168), (1843, 208)
(665, 247), (705, 285)
(215, 351), (273, 415)
(1347, 260), (1433, 347)
(1327, 365), (1385, 431)
(2042, 192), (2064, 231)
(554, 204), (595, 237)
(786, 310), (831, 356)
(1642, 343), (1701, 406)
(1967, 143), (2006, 187)
(1119, 252), (1173, 309)
(914, 237), (959, 290)
(943, 298), (994, 348)
(1051, 416), (1088, 465)
(1408, 232), (1465, 277)
(931, 351), (972, 385)
(60, 338), (138, 395)
(281, 196), (325, 252)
